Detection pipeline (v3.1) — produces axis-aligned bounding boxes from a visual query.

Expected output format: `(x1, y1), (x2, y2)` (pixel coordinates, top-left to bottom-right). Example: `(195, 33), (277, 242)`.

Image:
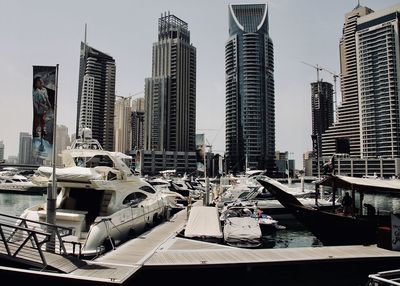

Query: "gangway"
(0, 212), (86, 273)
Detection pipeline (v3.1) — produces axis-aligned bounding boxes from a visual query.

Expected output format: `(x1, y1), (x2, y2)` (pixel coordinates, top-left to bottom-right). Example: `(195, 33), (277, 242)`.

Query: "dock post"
(205, 177), (210, 206)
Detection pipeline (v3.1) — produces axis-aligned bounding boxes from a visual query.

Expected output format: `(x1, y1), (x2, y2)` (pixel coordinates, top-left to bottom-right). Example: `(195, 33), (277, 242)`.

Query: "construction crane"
(301, 61), (323, 83)
(116, 91), (144, 99)
(130, 90), (144, 97)
(302, 61), (339, 123)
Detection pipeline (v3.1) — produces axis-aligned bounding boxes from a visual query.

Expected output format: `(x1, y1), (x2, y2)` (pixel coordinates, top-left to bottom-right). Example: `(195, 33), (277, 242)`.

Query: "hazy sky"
(0, 0), (398, 168)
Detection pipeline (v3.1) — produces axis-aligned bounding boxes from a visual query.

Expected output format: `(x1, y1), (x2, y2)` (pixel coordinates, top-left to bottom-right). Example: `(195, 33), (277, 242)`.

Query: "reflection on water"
(262, 217), (323, 249)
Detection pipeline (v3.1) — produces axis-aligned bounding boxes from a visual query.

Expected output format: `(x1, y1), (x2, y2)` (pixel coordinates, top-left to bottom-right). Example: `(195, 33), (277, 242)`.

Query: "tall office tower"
(18, 132), (32, 164)
(357, 5), (400, 158)
(76, 42), (116, 151)
(311, 81), (334, 157)
(144, 12), (196, 152)
(132, 97), (145, 151)
(55, 125), (70, 166)
(132, 98), (145, 111)
(225, 4), (275, 173)
(114, 97), (132, 154)
(321, 5), (373, 157)
(0, 141), (4, 161)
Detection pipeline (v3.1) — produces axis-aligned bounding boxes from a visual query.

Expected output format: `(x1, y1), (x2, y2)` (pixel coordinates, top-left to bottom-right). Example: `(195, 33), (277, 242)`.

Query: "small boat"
(257, 177), (380, 246)
(220, 203), (285, 235)
(223, 216), (262, 248)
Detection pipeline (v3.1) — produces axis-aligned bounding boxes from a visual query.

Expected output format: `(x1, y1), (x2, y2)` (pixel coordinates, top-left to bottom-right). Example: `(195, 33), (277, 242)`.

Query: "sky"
(0, 0), (399, 168)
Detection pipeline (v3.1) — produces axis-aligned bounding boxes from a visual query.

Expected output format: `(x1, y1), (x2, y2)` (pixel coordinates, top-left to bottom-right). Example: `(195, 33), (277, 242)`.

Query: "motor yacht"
(21, 129), (171, 258)
(0, 168), (45, 194)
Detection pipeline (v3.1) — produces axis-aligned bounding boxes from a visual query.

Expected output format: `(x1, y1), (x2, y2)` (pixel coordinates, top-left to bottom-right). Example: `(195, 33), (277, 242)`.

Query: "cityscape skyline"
(1, 0), (399, 169)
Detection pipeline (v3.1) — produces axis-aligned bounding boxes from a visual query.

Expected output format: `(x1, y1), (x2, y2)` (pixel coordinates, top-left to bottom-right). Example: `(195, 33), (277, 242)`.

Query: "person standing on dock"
(342, 192), (353, 216)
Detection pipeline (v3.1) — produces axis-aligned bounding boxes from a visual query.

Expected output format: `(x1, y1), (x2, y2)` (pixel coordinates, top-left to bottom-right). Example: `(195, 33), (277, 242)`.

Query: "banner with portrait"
(32, 66), (57, 161)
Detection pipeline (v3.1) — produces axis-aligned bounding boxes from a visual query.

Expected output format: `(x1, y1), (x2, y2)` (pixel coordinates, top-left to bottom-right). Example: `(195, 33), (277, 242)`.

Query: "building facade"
(135, 150), (197, 176)
(76, 42), (116, 151)
(55, 125), (70, 167)
(0, 141), (4, 162)
(356, 5), (400, 158)
(144, 13), (196, 152)
(18, 132), (32, 164)
(114, 97), (132, 154)
(303, 151), (314, 177)
(131, 97), (145, 152)
(311, 81), (334, 158)
(225, 4), (275, 173)
(7, 156), (18, 164)
(321, 5), (373, 158)
(314, 155), (400, 178)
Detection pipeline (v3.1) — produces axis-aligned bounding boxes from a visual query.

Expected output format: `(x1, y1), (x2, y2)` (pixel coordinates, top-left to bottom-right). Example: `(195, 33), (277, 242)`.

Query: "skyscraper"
(311, 81), (334, 157)
(18, 132), (32, 164)
(114, 97), (132, 154)
(0, 141), (4, 162)
(321, 5), (373, 157)
(144, 12), (196, 152)
(225, 4), (275, 173)
(357, 4), (400, 158)
(131, 97), (145, 151)
(76, 42), (116, 151)
(55, 125), (70, 166)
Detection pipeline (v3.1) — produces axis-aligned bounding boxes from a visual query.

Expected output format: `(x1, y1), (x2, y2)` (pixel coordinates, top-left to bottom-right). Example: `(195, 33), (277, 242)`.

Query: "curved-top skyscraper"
(225, 4), (275, 173)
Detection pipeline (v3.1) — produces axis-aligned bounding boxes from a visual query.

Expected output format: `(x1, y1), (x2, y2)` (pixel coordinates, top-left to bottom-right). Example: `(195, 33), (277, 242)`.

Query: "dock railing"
(0, 212), (73, 267)
(367, 269), (400, 285)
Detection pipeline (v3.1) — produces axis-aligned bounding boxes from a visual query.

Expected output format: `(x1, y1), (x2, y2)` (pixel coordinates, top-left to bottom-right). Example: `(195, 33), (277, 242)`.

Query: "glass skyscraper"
(225, 4), (275, 173)
(144, 13), (196, 152)
(76, 42), (116, 151)
(357, 5), (400, 158)
(321, 5), (373, 158)
(311, 81), (334, 158)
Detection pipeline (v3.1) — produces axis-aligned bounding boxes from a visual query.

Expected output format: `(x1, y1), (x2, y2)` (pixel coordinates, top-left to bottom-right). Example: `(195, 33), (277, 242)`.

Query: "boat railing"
(0, 212), (73, 268)
(367, 269), (400, 285)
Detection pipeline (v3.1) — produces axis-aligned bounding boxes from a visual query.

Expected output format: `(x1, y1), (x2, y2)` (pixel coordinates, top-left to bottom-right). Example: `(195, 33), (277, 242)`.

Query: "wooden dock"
(3, 202), (400, 285)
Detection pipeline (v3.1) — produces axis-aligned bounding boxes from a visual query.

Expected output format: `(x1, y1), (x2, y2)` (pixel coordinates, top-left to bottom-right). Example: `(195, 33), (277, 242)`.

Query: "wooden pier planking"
(95, 203), (192, 266)
(145, 242), (400, 266)
(0, 241), (85, 273)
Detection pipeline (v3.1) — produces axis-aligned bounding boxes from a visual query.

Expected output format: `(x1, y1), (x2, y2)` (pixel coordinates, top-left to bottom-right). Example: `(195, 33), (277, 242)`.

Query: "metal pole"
(205, 176), (210, 206)
(46, 64), (59, 252)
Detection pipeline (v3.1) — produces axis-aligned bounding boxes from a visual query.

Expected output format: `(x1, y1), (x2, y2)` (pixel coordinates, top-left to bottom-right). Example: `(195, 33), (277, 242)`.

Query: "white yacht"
(0, 168), (44, 194)
(21, 129), (170, 258)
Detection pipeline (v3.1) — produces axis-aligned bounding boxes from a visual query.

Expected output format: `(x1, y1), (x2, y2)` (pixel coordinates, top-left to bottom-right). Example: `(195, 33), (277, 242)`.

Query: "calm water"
(0, 193), (45, 216)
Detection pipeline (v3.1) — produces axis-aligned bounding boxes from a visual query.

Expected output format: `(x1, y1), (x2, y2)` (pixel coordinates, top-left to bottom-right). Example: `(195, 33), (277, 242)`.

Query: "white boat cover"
(36, 166), (102, 182)
(223, 217), (262, 242)
(184, 206), (223, 238)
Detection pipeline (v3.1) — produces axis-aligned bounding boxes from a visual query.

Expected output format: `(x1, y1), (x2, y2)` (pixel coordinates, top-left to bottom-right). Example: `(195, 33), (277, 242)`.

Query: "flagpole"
(46, 64), (59, 251)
